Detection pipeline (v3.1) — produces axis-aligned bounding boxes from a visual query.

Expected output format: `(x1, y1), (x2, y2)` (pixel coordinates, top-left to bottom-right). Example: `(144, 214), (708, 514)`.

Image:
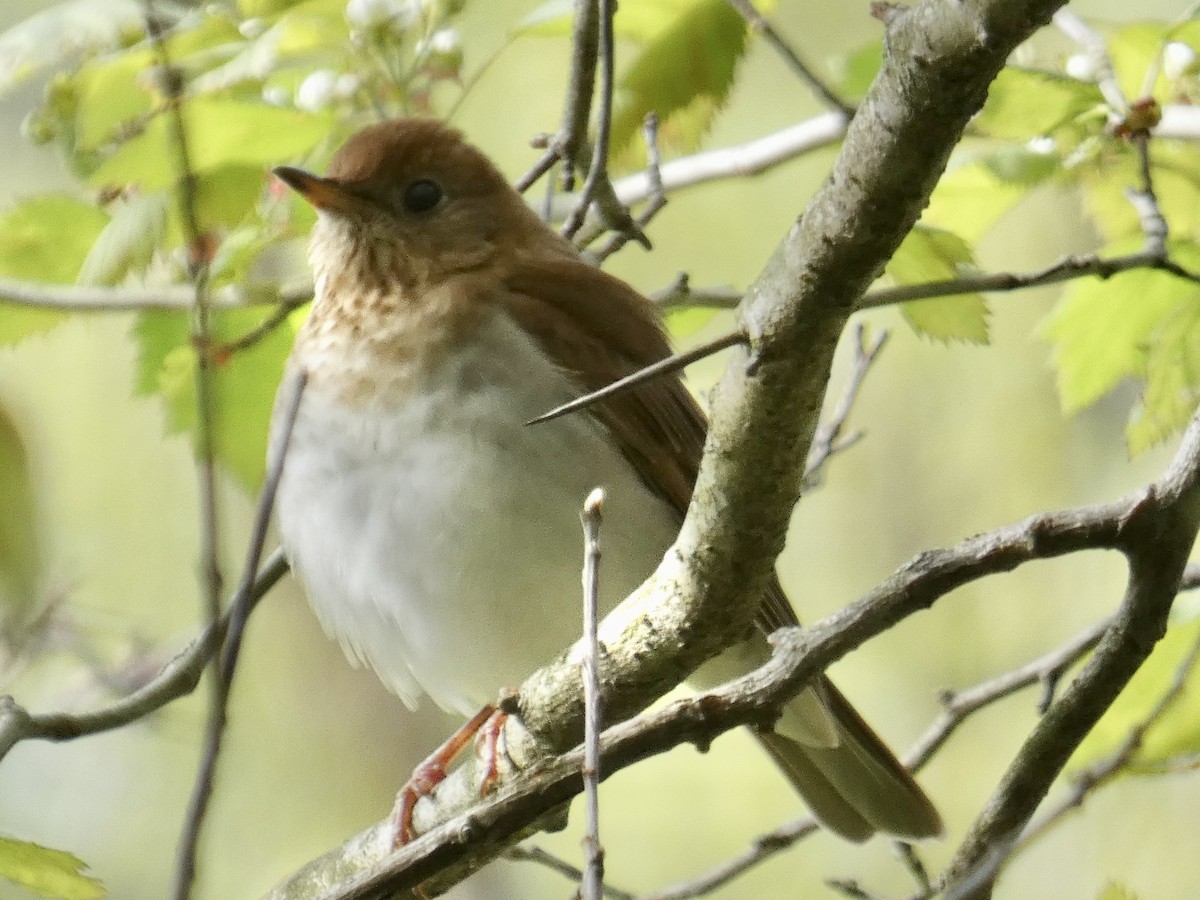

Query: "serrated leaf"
(134, 305), (301, 488)
(1070, 615), (1200, 775)
(0, 0), (143, 96)
(159, 165), (268, 245)
(975, 68), (1104, 139)
(0, 836), (105, 900)
(924, 159), (1040, 242)
(0, 408), (40, 620)
(0, 196), (110, 345)
(90, 99), (334, 191)
(608, 0), (748, 161)
(77, 193), (168, 286)
(1128, 290), (1200, 453)
(887, 226), (989, 343)
(1041, 240), (1200, 412)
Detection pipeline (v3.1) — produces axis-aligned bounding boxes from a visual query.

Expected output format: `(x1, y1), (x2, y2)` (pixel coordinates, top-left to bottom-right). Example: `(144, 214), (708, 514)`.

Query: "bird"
(269, 117), (941, 845)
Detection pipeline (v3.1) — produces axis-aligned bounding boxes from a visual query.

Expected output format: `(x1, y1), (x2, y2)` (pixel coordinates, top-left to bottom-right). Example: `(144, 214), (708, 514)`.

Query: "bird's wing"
(500, 254), (801, 631)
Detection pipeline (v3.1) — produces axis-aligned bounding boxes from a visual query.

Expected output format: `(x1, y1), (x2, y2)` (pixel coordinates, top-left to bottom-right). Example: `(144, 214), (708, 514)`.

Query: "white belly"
(273, 311), (681, 715)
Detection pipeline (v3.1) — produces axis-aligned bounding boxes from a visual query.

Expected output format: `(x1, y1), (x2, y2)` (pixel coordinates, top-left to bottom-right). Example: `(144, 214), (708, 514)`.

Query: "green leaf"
(887, 226), (989, 344)
(0, 836), (105, 900)
(1129, 288), (1200, 453)
(90, 99), (334, 191)
(134, 305), (302, 488)
(0, 196), (110, 345)
(77, 193), (169, 286)
(608, 0), (749, 161)
(0, 0), (143, 96)
(0, 408), (40, 620)
(1041, 240), (1200, 412)
(833, 41), (882, 101)
(664, 306), (719, 338)
(1070, 614), (1200, 774)
(974, 68), (1104, 140)
(1082, 142), (1200, 244)
(1107, 21), (1169, 102)
(73, 49), (156, 151)
(924, 157), (1046, 243)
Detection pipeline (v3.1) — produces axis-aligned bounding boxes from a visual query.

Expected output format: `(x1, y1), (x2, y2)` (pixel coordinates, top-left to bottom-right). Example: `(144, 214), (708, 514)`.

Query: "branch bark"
(263, 0), (1070, 896)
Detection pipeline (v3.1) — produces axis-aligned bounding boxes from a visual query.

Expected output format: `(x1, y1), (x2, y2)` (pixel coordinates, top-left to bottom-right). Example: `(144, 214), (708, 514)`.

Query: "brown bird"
(270, 118), (940, 844)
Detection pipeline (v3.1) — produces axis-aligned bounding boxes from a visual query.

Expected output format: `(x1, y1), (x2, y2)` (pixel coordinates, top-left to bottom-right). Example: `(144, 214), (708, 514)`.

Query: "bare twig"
(145, 5), (223, 638)
(861, 246), (1200, 310)
(516, 0), (599, 193)
(506, 846), (635, 900)
(580, 488), (606, 900)
(171, 370), (306, 900)
(217, 303), (296, 355)
(525, 330), (746, 427)
(940, 413), (1200, 898)
(1017, 627), (1200, 849)
(1127, 131), (1168, 254)
(803, 323), (888, 487)
(904, 619), (1110, 772)
(726, 0), (855, 116)
(561, 0), (647, 249)
(652, 276), (741, 312)
(0, 277), (313, 312)
(0, 549), (287, 763)
(589, 113), (668, 263)
(636, 817), (819, 900)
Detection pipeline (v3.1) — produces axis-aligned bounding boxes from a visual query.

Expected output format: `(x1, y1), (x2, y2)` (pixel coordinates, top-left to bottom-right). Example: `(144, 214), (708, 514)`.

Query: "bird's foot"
(390, 704), (496, 847)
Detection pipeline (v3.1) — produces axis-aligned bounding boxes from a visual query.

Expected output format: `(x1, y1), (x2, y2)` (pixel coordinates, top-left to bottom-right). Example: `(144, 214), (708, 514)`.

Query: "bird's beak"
(273, 166), (359, 214)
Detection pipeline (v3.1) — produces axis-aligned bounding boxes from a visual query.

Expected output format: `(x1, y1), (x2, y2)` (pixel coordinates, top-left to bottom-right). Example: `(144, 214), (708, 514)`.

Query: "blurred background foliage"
(1, 0), (1200, 897)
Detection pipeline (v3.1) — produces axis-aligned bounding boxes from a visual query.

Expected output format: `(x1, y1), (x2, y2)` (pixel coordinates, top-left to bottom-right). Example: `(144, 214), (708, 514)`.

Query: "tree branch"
(264, 1), (1072, 894)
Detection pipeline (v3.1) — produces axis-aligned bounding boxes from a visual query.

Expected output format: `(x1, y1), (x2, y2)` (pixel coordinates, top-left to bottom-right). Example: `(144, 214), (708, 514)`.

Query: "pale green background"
(0, 1), (1195, 898)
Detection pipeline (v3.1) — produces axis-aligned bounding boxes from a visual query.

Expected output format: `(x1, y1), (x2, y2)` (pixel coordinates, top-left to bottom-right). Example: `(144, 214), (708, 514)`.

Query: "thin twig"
(170, 371), (306, 900)
(636, 818), (819, 900)
(0, 277), (312, 312)
(860, 247), (1200, 309)
(1017, 627), (1200, 849)
(590, 114), (668, 263)
(894, 842), (932, 896)
(725, 0), (855, 116)
(803, 323), (887, 488)
(145, 5), (223, 638)
(525, 330), (746, 427)
(904, 619), (1110, 772)
(1127, 131), (1168, 254)
(561, 0), (646, 248)
(506, 847), (635, 900)
(516, 0), (599, 194)
(216, 303), (295, 355)
(580, 488), (606, 900)
(651, 276), (741, 312)
(0, 549), (287, 763)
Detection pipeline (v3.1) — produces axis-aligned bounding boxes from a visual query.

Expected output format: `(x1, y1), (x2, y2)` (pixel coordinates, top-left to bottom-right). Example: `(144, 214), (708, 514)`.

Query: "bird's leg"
(390, 704), (496, 846)
(474, 707), (511, 796)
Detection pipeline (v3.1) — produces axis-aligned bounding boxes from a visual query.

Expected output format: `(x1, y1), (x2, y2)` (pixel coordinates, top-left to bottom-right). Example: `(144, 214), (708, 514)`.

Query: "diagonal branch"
(264, 0), (1072, 895)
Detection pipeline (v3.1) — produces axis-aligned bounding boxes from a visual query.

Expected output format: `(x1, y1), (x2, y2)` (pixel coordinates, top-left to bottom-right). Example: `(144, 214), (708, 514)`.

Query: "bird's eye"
(401, 179), (443, 214)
